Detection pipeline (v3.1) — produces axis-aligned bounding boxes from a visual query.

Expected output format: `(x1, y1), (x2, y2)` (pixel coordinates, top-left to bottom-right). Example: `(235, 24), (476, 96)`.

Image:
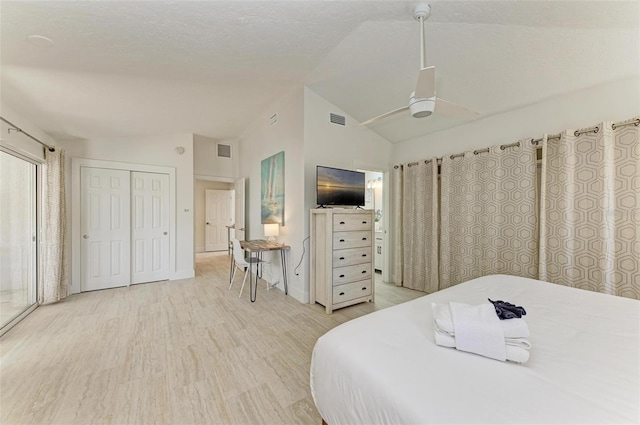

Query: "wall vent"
(330, 113), (346, 126)
(270, 113), (277, 125)
(217, 143), (232, 158)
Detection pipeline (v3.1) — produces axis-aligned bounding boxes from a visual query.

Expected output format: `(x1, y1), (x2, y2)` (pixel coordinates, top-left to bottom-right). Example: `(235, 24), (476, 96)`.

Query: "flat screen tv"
(317, 166), (365, 207)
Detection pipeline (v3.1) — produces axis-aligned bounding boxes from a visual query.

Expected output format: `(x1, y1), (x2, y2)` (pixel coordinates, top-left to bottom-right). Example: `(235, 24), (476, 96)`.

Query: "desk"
(240, 240), (290, 302)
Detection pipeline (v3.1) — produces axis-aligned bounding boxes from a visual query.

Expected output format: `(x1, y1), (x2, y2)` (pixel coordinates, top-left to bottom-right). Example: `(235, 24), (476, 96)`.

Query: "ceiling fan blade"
(435, 98), (479, 121)
(360, 106), (410, 126)
(414, 66), (435, 99)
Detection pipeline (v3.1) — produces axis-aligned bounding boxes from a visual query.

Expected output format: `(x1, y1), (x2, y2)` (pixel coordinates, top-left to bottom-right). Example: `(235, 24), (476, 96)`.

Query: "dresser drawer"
(332, 247), (371, 268)
(333, 263), (372, 285)
(333, 279), (372, 303)
(333, 214), (372, 232)
(333, 231), (372, 250)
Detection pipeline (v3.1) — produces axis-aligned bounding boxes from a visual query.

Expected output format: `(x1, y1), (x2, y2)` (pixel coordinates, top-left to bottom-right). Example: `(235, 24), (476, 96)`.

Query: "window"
(0, 149), (38, 332)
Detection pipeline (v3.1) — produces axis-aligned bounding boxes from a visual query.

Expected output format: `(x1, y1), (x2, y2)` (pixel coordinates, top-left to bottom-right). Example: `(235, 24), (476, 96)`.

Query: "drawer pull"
(339, 257), (345, 260)
(362, 287), (367, 290)
(361, 270), (366, 274)
(339, 274), (345, 278)
(339, 239), (345, 242)
(362, 237), (367, 241)
(339, 221), (345, 224)
(339, 292), (345, 296)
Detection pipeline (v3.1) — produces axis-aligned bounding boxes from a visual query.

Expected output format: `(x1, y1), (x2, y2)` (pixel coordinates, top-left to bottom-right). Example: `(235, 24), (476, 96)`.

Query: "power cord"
(294, 236), (310, 276)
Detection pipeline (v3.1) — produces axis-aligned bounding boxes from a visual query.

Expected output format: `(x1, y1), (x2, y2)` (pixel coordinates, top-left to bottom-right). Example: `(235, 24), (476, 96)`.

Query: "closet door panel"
(80, 167), (131, 291)
(131, 172), (170, 284)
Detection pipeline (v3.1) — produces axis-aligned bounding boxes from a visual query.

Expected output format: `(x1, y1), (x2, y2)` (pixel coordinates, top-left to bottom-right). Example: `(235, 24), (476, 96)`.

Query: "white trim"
(0, 143), (44, 165)
(171, 269), (195, 280)
(288, 284), (306, 303)
(0, 304), (38, 337)
(70, 158), (177, 294)
(194, 174), (237, 183)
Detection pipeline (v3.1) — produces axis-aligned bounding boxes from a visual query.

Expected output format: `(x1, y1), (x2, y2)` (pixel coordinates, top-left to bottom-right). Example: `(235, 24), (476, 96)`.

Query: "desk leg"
(280, 250), (288, 295)
(229, 256), (234, 284)
(250, 258), (258, 303)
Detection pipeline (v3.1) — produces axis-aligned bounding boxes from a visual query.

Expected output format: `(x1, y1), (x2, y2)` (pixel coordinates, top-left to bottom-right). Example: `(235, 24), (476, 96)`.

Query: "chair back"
(232, 239), (247, 265)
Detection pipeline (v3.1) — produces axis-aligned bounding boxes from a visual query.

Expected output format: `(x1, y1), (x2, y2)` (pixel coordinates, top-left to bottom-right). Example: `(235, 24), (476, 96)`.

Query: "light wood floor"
(0, 255), (424, 425)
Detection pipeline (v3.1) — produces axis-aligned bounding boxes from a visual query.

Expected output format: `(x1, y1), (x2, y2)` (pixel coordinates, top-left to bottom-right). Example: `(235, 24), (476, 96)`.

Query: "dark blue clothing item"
(488, 298), (526, 320)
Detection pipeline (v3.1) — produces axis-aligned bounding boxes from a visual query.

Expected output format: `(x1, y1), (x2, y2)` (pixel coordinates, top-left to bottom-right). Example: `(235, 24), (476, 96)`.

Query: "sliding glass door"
(0, 149), (38, 331)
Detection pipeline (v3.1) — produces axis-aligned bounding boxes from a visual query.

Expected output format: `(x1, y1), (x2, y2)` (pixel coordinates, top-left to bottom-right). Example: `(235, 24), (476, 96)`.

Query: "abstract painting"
(261, 151), (284, 225)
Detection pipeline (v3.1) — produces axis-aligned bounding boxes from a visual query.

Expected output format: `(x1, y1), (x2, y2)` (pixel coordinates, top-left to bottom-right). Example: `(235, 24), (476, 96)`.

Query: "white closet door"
(131, 172), (170, 284)
(80, 167), (131, 291)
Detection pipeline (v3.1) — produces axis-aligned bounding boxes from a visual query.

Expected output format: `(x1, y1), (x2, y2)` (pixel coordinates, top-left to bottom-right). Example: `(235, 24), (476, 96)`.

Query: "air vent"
(330, 113), (346, 126)
(270, 113), (277, 125)
(217, 143), (232, 158)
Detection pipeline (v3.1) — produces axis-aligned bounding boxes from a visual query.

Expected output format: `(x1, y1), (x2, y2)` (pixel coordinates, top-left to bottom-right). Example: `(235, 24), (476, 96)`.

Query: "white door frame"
(354, 162), (391, 283)
(71, 158), (176, 295)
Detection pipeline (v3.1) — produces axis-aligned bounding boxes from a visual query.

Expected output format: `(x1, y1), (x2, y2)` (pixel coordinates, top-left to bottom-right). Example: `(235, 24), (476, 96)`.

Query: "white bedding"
(310, 275), (640, 424)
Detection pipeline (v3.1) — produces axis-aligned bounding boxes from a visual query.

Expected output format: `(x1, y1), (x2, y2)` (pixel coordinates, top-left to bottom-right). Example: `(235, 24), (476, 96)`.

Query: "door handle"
(83, 234), (89, 239)
(206, 222), (210, 225)
(163, 232), (168, 235)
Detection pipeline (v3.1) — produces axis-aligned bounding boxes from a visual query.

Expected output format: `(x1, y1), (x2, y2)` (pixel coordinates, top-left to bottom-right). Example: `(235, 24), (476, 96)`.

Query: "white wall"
(302, 87), (394, 300)
(194, 179), (233, 253)
(57, 133), (195, 291)
(238, 86), (306, 301)
(393, 76), (640, 163)
(193, 134), (239, 180)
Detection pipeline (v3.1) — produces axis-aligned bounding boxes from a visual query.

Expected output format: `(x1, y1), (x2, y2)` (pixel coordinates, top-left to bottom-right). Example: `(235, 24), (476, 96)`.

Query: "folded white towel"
(431, 303), (531, 363)
(434, 332), (530, 363)
(449, 302), (507, 361)
(433, 302), (530, 338)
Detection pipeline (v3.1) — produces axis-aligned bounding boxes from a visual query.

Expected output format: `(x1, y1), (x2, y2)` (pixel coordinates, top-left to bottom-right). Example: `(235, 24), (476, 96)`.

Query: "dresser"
(309, 209), (374, 314)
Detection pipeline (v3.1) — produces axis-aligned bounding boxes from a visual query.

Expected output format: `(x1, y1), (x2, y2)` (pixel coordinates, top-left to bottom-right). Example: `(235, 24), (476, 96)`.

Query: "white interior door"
(234, 178), (245, 241)
(205, 189), (232, 251)
(80, 167), (131, 291)
(131, 172), (170, 284)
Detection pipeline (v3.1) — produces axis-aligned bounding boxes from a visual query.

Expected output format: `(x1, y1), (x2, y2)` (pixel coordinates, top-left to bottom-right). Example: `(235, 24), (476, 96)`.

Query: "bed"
(310, 275), (639, 424)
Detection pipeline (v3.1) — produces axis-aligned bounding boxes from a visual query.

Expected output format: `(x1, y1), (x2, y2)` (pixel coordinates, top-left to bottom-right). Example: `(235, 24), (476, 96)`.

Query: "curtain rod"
(395, 117), (640, 168)
(0, 116), (55, 152)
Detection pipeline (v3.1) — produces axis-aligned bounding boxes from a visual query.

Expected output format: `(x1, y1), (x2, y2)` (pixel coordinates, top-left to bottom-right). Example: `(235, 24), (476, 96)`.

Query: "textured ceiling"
(1, 1), (639, 143)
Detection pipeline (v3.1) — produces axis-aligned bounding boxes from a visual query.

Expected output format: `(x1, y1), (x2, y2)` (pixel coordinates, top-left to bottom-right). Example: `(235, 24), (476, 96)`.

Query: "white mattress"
(310, 275), (640, 424)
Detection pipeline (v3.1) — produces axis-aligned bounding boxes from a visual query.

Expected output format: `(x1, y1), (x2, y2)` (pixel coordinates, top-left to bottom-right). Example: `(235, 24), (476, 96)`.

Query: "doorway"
(205, 189), (233, 251)
(359, 170), (385, 276)
(195, 179), (234, 253)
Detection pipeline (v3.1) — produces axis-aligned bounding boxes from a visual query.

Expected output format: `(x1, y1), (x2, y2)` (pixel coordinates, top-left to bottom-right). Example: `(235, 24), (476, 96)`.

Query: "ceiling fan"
(361, 4), (479, 126)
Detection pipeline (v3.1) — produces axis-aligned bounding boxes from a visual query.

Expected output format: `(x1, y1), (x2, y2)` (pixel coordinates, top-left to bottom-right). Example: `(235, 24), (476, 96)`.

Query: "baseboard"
(288, 284), (307, 304)
(195, 246), (205, 253)
(171, 269), (195, 280)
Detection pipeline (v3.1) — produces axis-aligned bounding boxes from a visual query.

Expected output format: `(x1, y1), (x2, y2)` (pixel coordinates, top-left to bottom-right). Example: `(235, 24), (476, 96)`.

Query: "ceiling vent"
(330, 113), (346, 126)
(217, 143), (232, 159)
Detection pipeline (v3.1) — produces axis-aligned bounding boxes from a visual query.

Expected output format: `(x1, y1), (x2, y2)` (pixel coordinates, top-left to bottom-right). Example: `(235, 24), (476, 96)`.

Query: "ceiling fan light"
(409, 96), (435, 118)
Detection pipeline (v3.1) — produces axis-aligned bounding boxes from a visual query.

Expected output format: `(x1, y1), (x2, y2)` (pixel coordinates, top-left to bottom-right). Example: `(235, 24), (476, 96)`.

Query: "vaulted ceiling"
(1, 1), (638, 144)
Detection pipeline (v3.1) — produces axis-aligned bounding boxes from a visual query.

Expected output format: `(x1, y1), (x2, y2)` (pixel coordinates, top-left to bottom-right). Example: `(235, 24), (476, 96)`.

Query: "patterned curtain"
(401, 159), (439, 292)
(440, 141), (538, 289)
(390, 165), (403, 286)
(39, 148), (68, 304)
(539, 119), (640, 299)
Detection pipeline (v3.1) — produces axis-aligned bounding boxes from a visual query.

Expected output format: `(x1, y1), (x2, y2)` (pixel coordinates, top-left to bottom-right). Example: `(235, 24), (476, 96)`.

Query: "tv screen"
(317, 166), (365, 206)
